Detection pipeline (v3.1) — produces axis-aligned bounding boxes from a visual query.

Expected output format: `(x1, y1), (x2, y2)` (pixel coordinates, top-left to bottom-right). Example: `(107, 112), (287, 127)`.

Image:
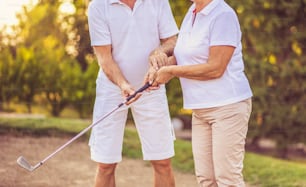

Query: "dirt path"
(0, 135), (198, 187)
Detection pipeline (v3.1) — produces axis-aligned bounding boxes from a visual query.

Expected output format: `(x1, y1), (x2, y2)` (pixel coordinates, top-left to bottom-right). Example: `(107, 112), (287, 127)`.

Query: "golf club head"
(17, 156), (36, 172)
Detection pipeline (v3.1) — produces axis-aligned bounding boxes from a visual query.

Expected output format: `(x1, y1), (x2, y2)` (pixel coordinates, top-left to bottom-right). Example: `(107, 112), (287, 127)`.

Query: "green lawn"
(1, 117), (306, 187)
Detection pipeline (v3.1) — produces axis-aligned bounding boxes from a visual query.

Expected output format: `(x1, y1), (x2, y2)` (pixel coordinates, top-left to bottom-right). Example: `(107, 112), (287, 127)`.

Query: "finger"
(148, 72), (156, 85)
(150, 85), (160, 90)
(151, 78), (159, 87)
(149, 84), (160, 90)
(150, 58), (159, 70)
(122, 90), (130, 98)
(157, 53), (168, 67)
(162, 55), (168, 66)
(155, 56), (165, 68)
(155, 59), (163, 69)
(125, 93), (142, 105)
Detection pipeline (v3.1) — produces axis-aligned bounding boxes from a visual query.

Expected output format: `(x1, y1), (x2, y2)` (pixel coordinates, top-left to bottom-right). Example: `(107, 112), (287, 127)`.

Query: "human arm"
(152, 45), (235, 86)
(93, 45), (142, 104)
(152, 8), (241, 85)
(145, 35), (177, 86)
(149, 35), (177, 70)
(144, 0), (178, 87)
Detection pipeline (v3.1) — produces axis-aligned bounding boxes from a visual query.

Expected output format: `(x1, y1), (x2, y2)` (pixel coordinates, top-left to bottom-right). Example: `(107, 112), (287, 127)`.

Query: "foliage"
(66, 0), (93, 71)
(169, 0), (192, 27)
(71, 61), (99, 118)
(228, 0), (306, 157)
(167, 0), (306, 157)
(166, 78), (183, 117)
(0, 0), (306, 158)
(0, 48), (17, 110)
(0, 0), (97, 117)
(14, 46), (44, 113)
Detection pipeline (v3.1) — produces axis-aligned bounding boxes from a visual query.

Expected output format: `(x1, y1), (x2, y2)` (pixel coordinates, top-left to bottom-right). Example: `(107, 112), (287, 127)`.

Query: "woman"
(150, 0), (253, 186)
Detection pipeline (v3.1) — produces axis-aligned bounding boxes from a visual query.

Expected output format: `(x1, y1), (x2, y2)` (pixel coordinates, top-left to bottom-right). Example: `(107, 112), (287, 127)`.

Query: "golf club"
(17, 82), (151, 172)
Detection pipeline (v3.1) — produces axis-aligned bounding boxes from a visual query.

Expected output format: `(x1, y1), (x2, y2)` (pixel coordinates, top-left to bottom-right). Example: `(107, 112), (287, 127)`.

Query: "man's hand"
(149, 50), (168, 70)
(120, 83), (142, 105)
(145, 56), (177, 89)
(146, 35), (177, 89)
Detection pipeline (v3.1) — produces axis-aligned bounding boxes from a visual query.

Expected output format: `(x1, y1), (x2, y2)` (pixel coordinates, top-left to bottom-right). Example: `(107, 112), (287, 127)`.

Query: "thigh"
(131, 88), (175, 161)
(211, 99), (252, 186)
(192, 109), (216, 186)
(89, 82), (129, 163)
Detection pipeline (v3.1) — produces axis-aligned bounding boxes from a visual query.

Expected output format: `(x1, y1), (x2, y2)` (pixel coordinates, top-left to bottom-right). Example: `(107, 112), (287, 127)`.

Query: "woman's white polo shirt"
(174, 0), (252, 109)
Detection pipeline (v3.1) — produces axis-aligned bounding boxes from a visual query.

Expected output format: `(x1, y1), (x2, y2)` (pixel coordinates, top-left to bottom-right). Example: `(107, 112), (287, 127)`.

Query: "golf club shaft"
(35, 83), (151, 167)
(38, 105), (120, 166)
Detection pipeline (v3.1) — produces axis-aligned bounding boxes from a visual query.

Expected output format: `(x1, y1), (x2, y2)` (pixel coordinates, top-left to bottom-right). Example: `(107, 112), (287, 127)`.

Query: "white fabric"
(88, 0), (179, 88)
(87, 0), (178, 163)
(89, 83), (175, 163)
(174, 0), (252, 109)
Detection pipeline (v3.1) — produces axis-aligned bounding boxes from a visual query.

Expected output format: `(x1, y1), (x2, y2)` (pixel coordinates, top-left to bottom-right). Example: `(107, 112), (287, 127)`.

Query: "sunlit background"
(0, 0), (38, 27)
(0, 1), (306, 186)
(0, 0), (75, 33)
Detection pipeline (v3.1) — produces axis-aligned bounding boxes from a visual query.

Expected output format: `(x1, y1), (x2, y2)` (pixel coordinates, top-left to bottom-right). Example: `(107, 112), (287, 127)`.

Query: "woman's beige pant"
(192, 98), (252, 187)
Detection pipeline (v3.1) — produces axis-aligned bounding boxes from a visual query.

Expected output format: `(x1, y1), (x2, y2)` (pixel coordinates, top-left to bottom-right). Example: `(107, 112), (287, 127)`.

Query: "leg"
(94, 163), (117, 187)
(131, 87), (175, 186)
(192, 109), (217, 187)
(151, 158), (175, 187)
(90, 82), (128, 163)
(211, 99), (252, 187)
(89, 83), (129, 186)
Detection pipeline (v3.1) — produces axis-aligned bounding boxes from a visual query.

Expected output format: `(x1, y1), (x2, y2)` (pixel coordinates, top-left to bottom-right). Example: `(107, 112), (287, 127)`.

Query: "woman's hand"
(151, 66), (175, 87)
(144, 66), (160, 91)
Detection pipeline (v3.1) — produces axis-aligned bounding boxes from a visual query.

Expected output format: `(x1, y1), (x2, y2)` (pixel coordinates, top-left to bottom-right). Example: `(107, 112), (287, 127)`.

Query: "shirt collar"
(109, 0), (144, 5)
(109, 0), (121, 4)
(190, 0), (222, 15)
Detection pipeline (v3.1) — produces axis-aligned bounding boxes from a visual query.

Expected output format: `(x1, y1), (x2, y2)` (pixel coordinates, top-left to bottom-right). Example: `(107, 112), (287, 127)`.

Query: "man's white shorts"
(89, 84), (175, 164)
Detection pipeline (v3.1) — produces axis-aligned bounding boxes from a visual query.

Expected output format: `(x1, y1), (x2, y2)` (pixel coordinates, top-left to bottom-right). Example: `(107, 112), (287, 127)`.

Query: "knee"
(97, 163), (117, 175)
(151, 159), (172, 172)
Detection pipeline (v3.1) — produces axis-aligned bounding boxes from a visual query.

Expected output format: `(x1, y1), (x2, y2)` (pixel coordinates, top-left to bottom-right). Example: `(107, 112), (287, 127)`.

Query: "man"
(87, 0), (178, 186)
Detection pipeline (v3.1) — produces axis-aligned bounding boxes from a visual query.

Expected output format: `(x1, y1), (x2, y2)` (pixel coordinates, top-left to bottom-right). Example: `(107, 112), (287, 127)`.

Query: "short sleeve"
(158, 0), (179, 39)
(209, 11), (241, 47)
(87, 2), (111, 46)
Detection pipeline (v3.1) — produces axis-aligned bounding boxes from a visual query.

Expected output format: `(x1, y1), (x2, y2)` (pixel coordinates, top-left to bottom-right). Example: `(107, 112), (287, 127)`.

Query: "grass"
(1, 117), (306, 186)
(244, 153), (306, 187)
(0, 117), (91, 138)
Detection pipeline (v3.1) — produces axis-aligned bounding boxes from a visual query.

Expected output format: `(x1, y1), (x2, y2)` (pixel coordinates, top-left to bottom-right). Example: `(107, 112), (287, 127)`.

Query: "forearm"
(153, 35), (177, 56)
(149, 35), (177, 68)
(150, 52), (224, 86)
(94, 46), (129, 88)
(168, 62), (224, 81)
(100, 58), (129, 87)
(169, 45), (235, 81)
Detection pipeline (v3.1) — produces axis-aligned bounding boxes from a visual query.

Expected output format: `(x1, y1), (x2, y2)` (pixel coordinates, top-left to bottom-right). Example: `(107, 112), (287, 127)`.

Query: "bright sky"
(0, 0), (38, 28)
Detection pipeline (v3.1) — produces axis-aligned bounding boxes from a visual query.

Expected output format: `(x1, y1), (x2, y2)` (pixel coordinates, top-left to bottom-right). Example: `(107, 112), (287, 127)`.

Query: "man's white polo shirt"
(174, 0), (252, 109)
(88, 0), (178, 88)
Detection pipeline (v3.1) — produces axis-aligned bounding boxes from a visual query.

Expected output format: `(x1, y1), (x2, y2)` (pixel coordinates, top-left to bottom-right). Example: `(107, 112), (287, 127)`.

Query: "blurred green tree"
(229, 0), (306, 157)
(14, 46), (44, 113)
(0, 48), (17, 111)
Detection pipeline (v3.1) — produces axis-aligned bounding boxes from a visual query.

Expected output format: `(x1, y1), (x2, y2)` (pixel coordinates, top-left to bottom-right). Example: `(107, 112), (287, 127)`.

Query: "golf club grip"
(126, 82), (151, 102)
